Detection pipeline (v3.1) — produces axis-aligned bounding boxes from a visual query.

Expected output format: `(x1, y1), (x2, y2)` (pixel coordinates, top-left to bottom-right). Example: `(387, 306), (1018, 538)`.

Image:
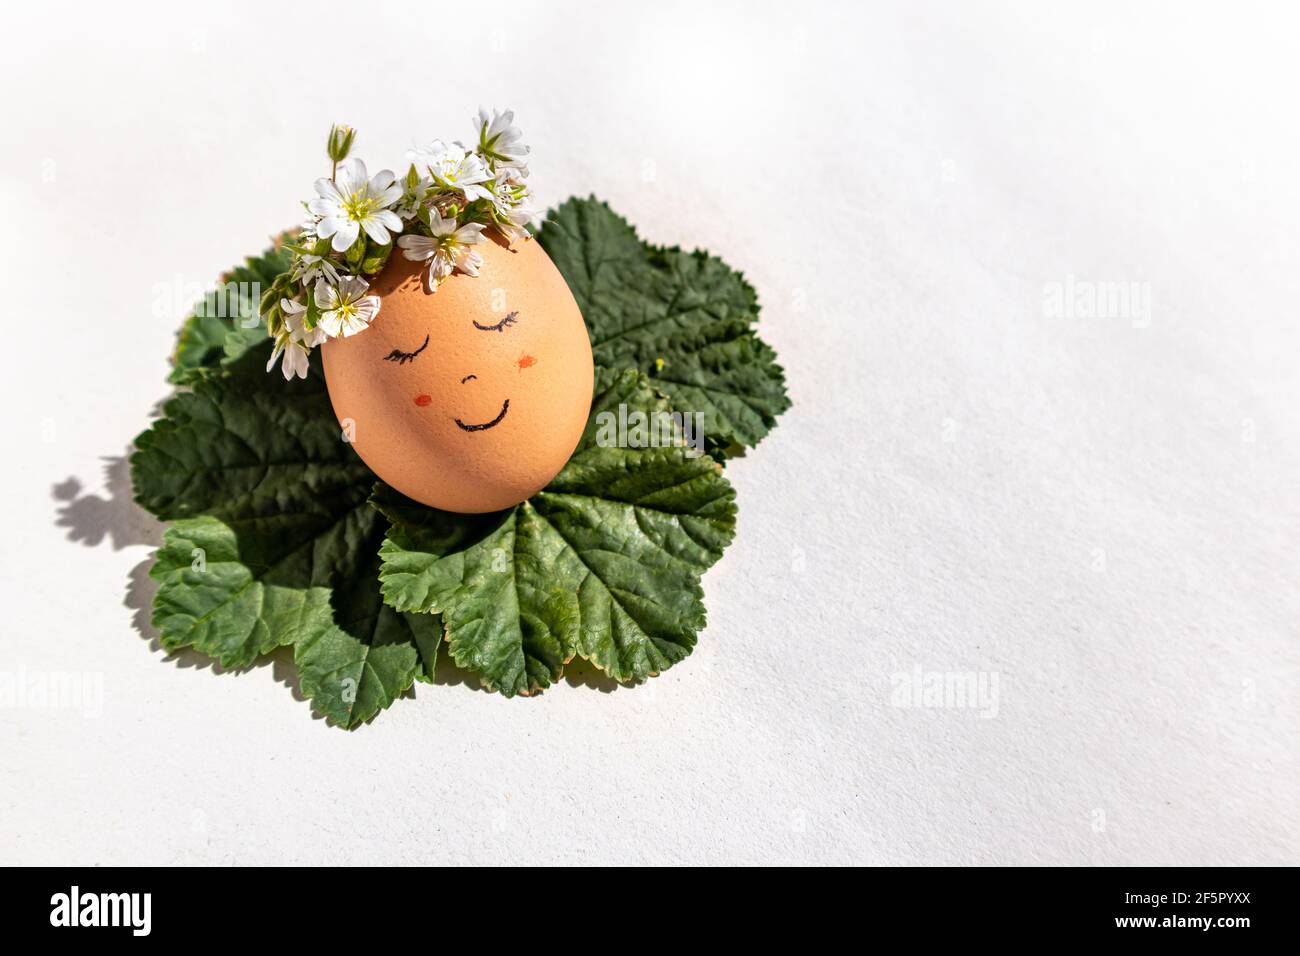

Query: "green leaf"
(375, 370), (736, 696)
(149, 511), (434, 725)
(536, 197), (790, 450)
(134, 344), (436, 727)
(150, 516), (335, 668)
(133, 346), (376, 586)
(294, 547), (436, 727)
(169, 243), (290, 384)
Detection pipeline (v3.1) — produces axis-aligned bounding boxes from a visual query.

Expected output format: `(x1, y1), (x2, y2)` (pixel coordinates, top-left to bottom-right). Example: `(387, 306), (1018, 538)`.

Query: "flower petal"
(375, 183), (404, 208)
(267, 336), (286, 373)
(308, 197), (341, 217)
(336, 158), (367, 195)
(427, 208), (453, 235)
(330, 219), (359, 252)
(398, 234), (435, 260)
(339, 313), (369, 337)
(288, 346), (310, 380)
(314, 280), (337, 310)
(457, 250), (483, 276)
(354, 295), (381, 323)
(317, 311), (342, 337)
(338, 275), (369, 301)
(314, 177), (344, 202)
(455, 222), (486, 243)
(362, 217), (391, 245)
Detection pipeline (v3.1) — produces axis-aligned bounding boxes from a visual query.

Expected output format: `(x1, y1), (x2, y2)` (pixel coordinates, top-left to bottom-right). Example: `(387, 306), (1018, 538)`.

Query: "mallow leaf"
(169, 242), (289, 384)
(294, 546), (440, 727)
(133, 346), (376, 587)
(376, 370), (737, 696)
(536, 197), (790, 450)
(149, 515), (335, 668)
(134, 344), (437, 727)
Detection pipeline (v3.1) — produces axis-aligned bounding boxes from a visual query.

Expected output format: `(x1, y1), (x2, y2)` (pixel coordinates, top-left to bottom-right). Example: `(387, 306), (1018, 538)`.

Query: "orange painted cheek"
(517, 354), (536, 370)
(414, 394), (432, 407)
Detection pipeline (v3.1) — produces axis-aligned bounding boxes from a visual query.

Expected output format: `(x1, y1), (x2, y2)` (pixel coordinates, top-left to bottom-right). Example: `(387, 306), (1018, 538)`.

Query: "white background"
(2, 1), (1297, 865)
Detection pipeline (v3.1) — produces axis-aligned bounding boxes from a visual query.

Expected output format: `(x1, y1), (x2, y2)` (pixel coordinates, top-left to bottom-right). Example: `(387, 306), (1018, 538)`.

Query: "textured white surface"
(1, 1), (1297, 865)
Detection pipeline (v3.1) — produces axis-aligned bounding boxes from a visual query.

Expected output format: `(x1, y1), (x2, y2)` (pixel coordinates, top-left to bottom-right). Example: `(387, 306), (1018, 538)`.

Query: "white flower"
(474, 107), (529, 173)
(489, 169), (535, 241)
(500, 204), (536, 241)
(267, 297), (327, 380)
(396, 169), (435, 221)
(409, 140), (492, 202)
(290, 251), (340, 287)
(284, 297), (327, 347)
(268, 334), (310, 380)
(397, 209), (486, 288)
(315, 276), (380, 337)
(308, 158), (404, 252)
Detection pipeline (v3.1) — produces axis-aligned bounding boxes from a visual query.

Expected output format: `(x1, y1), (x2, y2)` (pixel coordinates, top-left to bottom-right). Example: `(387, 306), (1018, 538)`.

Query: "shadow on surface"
(52, 452), (285, 683)
(562, 657), (621, 693)
(53, 456), (160, 553)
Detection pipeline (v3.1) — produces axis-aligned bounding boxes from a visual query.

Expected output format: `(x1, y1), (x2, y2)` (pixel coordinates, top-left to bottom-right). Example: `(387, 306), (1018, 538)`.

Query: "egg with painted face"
(321, 235), (594, 513)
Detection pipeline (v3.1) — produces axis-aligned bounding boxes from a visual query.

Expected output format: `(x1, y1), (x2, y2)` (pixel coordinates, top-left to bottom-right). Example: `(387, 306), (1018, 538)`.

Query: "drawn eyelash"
(473, 311), (518, 332)
(383, 334), (430, 365)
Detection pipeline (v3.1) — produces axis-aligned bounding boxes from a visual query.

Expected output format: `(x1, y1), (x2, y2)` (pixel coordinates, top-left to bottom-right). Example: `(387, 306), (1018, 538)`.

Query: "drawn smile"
(454, 399), (510, 432)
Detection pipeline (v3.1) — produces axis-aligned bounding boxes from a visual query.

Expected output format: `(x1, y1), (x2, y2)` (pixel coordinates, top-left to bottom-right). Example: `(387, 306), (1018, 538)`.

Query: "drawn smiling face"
(321, 236), (594, 514)
(388, 313), (518, 431)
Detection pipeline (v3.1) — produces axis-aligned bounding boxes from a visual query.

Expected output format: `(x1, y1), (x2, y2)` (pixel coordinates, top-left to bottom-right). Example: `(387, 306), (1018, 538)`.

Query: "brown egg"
(322, 235), (594, 513)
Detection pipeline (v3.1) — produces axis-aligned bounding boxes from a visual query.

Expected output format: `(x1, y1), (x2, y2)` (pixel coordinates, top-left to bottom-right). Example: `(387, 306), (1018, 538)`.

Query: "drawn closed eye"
(473, 311), (518, 332)
(383, 334), (430, 365)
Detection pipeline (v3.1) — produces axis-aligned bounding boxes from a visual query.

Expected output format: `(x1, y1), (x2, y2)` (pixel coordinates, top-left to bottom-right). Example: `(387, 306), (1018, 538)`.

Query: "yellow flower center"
(343, 190), (379, 223)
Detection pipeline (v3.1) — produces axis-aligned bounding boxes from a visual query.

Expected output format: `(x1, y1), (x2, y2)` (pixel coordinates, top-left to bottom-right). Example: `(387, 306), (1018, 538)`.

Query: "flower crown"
(259, 109), (535, 379)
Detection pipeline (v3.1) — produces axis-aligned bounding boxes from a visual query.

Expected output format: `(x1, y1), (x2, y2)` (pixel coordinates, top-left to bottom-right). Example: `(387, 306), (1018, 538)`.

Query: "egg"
(321, 234), (594, 513)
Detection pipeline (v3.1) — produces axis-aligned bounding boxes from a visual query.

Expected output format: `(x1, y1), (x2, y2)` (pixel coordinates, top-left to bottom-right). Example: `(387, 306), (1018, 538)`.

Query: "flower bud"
(327, 124), (356, 163)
